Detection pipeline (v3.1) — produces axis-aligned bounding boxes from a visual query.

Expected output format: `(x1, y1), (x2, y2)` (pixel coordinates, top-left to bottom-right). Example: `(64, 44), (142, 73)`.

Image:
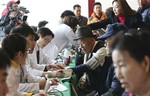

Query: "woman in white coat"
(43, 12), (79, 59)
(29, 27), (64, 77)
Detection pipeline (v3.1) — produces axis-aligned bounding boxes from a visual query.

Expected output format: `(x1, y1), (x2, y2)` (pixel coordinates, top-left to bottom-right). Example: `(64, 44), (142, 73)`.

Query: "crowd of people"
(0, 0), (150, 96)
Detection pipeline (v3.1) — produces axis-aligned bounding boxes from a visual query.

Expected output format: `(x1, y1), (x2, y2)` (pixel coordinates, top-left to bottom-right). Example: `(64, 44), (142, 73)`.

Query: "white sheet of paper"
(48, 83), (67, 92)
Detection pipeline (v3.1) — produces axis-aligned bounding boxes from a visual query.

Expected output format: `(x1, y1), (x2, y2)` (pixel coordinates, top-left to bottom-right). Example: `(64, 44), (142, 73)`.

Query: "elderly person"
(71, 26), (109, 96)
(69, 23), (127, 96)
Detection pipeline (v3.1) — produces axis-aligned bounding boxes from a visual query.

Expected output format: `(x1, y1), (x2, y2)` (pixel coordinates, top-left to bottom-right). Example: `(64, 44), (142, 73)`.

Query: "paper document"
(48, 83), (67, 92)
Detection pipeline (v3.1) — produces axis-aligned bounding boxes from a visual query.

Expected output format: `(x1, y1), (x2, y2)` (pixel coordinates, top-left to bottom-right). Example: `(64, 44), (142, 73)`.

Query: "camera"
(9, 6), (29, 22)
(20, 15), (28, 21)
(17, 6), (29, 22)
(18, 6), (29, 14)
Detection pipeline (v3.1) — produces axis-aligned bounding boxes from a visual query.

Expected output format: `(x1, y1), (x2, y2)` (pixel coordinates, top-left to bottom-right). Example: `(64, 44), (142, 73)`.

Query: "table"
(48, 59), (77, 96)
(48, 82), (71, 96)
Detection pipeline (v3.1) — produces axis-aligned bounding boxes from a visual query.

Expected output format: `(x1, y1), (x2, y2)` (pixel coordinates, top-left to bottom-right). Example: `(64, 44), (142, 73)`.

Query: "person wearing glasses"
(9, 24), (59, 95)
(2, 34), (59, 96)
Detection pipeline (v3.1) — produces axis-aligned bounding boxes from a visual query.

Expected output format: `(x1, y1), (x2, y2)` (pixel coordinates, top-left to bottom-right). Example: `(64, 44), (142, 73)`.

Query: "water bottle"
(63, 49), (70, 66)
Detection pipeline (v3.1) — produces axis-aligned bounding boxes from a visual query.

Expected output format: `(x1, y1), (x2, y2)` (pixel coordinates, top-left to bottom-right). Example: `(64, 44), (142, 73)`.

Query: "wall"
(21, 0), (88, 30)
(95, 0), (139, 11)
(0, 0), (139, 30)
(0, 0), (88, 30)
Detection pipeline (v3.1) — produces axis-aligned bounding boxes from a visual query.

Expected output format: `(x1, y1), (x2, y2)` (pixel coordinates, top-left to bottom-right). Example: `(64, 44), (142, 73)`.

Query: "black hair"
(93, 2), (102, 8)
(2, 34), (27, 60)
(30, 26), (37, 32)
(38, 20), (48, 28)
(63, 16), (78, 29)
(37, 27), (54, 38)
(112, 0), (136, 16)
(105, 7), (115, 18)
(111, 29), (150, 62)
(10, 23), (35, 38)
(60, 10), (75, 18)
(0, 48), (11, 69)
(30, 26), (39, 41)
(73, 4), (81, 10)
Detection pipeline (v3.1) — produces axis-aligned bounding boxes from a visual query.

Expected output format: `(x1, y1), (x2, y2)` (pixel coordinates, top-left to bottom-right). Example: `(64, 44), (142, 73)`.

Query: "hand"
(61, 69), (73, 77)
(46, 64), (64, 70)
(48, 71), (65, 77)
(19, 10), (25, 15)
(39, 78), (47, 89)
(77, 78), (86, 89)
(50, 78), (59, 85)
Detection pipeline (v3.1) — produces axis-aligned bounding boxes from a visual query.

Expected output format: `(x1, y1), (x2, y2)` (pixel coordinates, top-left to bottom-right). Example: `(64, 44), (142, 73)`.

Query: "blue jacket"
(137, 4), (150, 27)
(103, 64), (124, 96)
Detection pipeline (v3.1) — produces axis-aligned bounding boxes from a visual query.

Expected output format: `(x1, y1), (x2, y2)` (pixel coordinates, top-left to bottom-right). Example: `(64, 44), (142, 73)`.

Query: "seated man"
(3, 34), (48, 95)
(9, 23), (60, 94)
(67, 23), (126, 96)
(10, 23), (64, 77)
(72, 26), (110, 95)
(29, 27), (64, 77)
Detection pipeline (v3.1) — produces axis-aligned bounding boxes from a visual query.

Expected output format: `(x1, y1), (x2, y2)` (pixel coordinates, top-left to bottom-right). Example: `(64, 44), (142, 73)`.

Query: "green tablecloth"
(48, 59), (76, 96)
(48, 82), (71, 96)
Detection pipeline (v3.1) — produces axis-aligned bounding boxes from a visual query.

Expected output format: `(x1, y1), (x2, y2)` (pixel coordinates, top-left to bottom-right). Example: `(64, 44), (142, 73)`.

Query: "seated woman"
(2, 34), (58, 96)
(111, 29), (150, 96)
(29, 27), (64, 76)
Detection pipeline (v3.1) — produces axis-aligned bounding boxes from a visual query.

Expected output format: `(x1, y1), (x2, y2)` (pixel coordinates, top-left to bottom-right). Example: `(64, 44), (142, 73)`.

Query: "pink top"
(118, 16), (125, 24)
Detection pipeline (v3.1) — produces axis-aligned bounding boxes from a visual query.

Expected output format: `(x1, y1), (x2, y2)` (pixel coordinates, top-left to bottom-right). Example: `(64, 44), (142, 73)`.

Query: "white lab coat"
(43, 24), (78, 59)
(26, 43), (56, 77)
(26, 55), (45, 77)
(6, 65), (42, 96)
(30, 43), (56, 64)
